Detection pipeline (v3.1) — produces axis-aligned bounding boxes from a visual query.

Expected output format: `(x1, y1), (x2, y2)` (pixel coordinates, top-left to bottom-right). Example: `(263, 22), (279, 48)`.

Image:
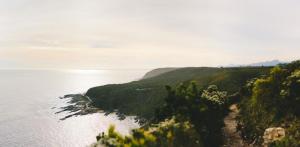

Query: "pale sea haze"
(0, 69), (147, 147)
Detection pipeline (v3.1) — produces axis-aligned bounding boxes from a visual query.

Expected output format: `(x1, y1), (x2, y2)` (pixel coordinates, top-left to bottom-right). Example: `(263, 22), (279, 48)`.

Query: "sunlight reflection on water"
(0, 69), (147, 147)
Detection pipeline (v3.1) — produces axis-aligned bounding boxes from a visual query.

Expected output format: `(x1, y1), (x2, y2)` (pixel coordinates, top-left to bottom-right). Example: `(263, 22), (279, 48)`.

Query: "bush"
(237, 60), (300, 146)
(94, 82), (228, 147)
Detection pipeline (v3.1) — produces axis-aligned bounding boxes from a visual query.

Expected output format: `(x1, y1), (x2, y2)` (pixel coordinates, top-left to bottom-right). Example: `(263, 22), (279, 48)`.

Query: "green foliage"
(94, 83), (227, 147)
(201, 85), (227, 105)
(86, 67), (270, 120)
(93, 119), (202, 147)
(237, 60), (300, 146)
(155, 82), (227, 147)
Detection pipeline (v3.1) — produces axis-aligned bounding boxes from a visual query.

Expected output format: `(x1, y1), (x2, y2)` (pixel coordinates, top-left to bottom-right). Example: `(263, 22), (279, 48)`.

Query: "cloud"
(0, 0), (300, 69)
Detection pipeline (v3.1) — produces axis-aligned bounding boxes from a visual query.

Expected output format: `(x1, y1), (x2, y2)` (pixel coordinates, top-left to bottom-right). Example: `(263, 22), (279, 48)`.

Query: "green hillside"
(86, 67), (271, 120)
(142, 68), (178, 79)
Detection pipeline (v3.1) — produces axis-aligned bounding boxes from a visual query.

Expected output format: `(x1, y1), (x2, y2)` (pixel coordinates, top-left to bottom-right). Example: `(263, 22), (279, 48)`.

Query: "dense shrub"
(93, 82), (227, 147)
(93, 119), (202, 147)
(237, 60), (300, 146)
(155, 82), (227, 147)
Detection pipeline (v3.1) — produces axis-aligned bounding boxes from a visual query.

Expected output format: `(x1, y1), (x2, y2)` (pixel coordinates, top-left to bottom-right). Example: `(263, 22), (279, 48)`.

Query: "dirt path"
(223, 104), (246, 147)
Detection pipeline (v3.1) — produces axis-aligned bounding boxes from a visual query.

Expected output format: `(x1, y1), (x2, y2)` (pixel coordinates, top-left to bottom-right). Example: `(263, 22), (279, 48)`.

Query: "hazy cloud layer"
(0, 0), (299, 69)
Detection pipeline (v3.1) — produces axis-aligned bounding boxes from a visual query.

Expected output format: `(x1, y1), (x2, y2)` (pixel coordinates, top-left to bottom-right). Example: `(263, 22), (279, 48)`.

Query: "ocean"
(0, 69), (147, 147)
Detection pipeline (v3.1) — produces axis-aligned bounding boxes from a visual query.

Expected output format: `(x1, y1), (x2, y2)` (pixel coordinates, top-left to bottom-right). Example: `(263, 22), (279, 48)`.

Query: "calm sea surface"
(0, 69), (147, 147)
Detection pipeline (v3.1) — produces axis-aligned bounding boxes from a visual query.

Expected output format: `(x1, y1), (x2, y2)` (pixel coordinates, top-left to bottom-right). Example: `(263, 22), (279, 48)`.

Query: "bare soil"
(223, 104), (247, 147)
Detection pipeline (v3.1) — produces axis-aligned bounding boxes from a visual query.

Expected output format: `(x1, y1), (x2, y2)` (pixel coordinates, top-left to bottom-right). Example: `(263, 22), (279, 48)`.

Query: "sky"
(0, 0), (300, 69)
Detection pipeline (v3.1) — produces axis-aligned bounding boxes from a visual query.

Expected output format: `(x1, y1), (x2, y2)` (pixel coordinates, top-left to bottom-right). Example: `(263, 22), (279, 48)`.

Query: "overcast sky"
(0, 0), (299, 69)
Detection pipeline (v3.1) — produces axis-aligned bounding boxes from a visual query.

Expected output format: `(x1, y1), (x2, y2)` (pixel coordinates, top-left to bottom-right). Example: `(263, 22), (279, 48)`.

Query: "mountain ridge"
(225, 59), (286, 67)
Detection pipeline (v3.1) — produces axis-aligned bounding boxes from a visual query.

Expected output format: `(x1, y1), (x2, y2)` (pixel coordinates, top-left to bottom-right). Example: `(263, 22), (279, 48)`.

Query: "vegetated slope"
(86, 67), (271, 119)
(142, 68), (178, 79)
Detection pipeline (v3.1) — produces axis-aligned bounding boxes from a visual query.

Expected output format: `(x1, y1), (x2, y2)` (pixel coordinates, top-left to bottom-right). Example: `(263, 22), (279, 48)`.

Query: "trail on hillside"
(223, 104), (247, 147)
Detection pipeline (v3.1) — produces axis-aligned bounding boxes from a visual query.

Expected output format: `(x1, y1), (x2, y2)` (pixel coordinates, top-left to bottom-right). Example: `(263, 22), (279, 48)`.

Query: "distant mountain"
(248, 60), (283, 66)
(225, 60), (285, 67)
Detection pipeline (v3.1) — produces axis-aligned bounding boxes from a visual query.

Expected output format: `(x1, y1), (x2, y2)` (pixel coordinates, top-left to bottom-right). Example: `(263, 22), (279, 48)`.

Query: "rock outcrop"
(263, 127), (285, 146)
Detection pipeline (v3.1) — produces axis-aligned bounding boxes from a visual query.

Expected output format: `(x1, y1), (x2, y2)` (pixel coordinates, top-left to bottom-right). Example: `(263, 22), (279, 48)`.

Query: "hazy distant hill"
(226, 59), (284, 67)
(248, 59), (283, 66)
(142, 68), (178, 79)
